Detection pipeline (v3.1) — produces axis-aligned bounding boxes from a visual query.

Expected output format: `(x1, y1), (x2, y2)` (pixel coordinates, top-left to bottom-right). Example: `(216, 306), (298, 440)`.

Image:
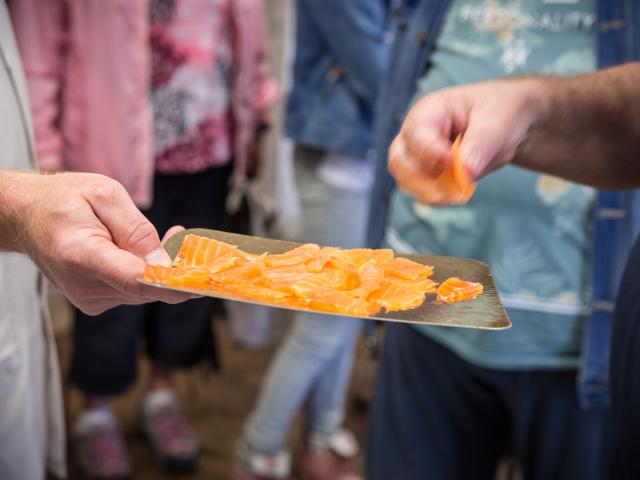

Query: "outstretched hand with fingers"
(388, 79), (544, 204)
(12, 172), (191, 314)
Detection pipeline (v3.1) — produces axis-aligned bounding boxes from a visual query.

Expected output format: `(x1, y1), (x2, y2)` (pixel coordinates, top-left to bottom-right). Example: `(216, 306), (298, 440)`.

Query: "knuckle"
(387, 138), (405, 174)
(408, 139), (430, 165)
(91, 184), (116, 203)
(90, 176), (125, 202)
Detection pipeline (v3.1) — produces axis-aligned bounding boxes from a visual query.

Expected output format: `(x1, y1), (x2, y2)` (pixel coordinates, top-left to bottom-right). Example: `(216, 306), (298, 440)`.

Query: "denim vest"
(366, 0), (640, 408)
(284, 0), (391, 158)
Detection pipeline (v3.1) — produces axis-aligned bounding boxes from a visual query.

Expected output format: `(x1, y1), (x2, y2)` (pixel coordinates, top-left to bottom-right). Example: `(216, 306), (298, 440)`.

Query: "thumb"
(458, 109), (514, 179)
(145, 225), (186, 266)
(162, 225), (185, 244)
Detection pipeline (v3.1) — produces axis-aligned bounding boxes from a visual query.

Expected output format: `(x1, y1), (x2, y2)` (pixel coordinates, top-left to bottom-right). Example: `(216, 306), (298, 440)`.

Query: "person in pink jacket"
(11, 1), (277, 478)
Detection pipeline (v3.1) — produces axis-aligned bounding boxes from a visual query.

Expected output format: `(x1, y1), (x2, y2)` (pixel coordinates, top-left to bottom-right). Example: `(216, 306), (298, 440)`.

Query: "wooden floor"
(50, 296), (374, 480)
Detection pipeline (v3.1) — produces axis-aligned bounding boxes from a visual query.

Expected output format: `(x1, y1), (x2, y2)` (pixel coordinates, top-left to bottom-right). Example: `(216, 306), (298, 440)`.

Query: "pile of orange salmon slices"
(144, 234), (481, 316)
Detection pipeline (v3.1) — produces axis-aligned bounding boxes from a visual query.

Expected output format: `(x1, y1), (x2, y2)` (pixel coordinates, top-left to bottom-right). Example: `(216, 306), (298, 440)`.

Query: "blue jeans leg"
(244, 313), (361, 453)
(243, 146), (370, 453)
(305, 317), (362, 438)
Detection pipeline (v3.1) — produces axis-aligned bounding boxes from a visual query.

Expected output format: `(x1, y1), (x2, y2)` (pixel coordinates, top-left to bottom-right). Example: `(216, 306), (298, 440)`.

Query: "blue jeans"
(243, 147), (370, 453)
(367, 324), (612, 480)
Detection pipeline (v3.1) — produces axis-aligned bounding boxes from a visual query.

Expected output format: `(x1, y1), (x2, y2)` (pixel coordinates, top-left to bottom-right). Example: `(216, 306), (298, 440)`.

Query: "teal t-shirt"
(387, 0), (597, 369)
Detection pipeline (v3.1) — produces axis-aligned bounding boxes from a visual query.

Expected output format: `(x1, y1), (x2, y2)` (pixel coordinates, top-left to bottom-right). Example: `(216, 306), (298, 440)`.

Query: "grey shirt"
(0, 4), (65, 478)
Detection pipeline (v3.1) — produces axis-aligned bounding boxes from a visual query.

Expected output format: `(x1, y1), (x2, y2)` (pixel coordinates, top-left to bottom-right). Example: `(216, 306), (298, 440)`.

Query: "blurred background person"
(11, 0), (277, 478)
(232, 1), (390, 479)
(365, 0), (639, 479)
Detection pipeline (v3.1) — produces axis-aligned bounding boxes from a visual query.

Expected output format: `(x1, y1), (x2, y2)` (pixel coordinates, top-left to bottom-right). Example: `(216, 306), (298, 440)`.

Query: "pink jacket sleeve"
(10, 0), (68, 172)
(249, 0), (279, 121)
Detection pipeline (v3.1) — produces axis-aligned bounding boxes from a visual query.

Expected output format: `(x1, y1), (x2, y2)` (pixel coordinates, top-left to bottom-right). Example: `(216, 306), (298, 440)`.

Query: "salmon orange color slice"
(437, 277), (484, 303)
(372, 280), (429, 312)
(435, 135), (476, 204)
(384, 257), (433, 281)
(266, 243), (320, 267)
(143, 234), (483, 316)
(144, 265), (212, 288)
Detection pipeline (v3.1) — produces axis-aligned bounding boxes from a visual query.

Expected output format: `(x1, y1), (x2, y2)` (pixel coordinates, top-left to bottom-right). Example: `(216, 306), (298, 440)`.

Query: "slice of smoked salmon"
(316, 266), (361, 291)
(350, 260), (383, 300)
(306, 295), (380, 316)
(222, 283), (292, 302)
(305, 247), (341, 273)
(211, 253), (268, 286)
(207, 254), (240, 274)
(371, 279), (427, 312)
(290, 275), (341, 298)
(144, 265), (212, 288)
(266, 243), (320, 268)
(167, 267), (213, 288)
(435, 134), (476, 204)
(287, 274), (379, 315)
(323, 251), (354, 272)
(144, 264), (175, 283)
(146, 233), (481, 317)
(263, 264), (308, 290)
(437, 277), (483, 303)
(274, 296), (312, 310)
(342, 248), (395, 268)
(173, 234), (202, 266)
(386, 275), (438, 293)
(450, 135), (476, 201)
(175, 234), (246, 267)
(383, 257), (434, 281)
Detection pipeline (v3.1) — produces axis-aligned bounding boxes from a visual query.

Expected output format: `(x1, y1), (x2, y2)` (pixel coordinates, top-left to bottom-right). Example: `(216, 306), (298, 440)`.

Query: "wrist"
(0, 171), (43, 254)
(520, 77), (557, 132)
(503, 77), (558, 169)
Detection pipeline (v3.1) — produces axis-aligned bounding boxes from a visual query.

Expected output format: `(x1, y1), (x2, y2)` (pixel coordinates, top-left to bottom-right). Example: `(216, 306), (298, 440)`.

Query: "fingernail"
(190, 294), (204, 299)
(144, 247), (172, 267)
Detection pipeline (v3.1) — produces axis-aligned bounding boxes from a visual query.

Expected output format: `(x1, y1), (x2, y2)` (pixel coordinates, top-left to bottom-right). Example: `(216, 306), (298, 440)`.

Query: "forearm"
(0, 171), (37, 253)
(515, 63), (640, 188)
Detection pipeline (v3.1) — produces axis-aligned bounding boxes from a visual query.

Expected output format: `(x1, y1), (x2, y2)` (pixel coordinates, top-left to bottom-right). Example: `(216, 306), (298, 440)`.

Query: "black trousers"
(367, 324), (612, 480)
(70, 164), (234, 395)
(610, 237), (640, 479)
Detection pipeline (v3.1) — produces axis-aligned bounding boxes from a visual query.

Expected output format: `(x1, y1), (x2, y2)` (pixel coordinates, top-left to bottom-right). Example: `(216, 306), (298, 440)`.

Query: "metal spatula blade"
(139, 228), (511, 330)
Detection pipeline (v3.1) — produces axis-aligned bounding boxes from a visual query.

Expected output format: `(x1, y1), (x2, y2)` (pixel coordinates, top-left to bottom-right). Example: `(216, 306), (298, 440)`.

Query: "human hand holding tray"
(139, 228), (511, 330)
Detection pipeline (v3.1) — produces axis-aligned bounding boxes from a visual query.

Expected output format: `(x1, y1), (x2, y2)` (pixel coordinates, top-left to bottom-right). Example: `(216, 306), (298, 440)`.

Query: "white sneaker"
(140, 389), (199, 473)
(73, 407), (132, 479)
(308, 428), (359, 459)
(234, 443), (291, 480)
